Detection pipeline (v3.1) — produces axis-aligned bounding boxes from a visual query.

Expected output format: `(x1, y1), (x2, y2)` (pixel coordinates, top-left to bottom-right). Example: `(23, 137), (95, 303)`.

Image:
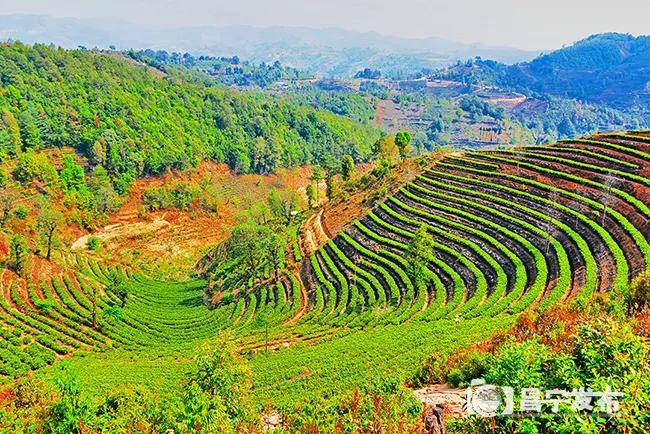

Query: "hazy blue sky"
(2, 0), (649, 50)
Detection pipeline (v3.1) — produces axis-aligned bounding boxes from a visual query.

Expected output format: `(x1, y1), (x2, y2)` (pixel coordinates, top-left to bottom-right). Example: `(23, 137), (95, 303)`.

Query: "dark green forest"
(435, 33), (650, 111)
(126, 49), (312, 88)
(0, 42), (380, 192)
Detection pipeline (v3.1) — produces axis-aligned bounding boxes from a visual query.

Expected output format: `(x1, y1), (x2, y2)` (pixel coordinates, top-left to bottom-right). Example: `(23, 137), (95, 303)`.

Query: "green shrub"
(187, 342), (252, 423)
(87, 237), (101, 251)
(451, 318), (650, 433)
(629, 269), (650, 312)
(13, 205), (28, 220)
(12, 151), (58, 185)
(45, 372), (95, 433)
(485, 339), (552, 388)
(9, 234), (29, 274)
(371, 158), (391, 179)
(410, 353), (448, 388)
(141, 186), (170, 211)
(0, 166), (8, 187)
(446, 350), (492, 388)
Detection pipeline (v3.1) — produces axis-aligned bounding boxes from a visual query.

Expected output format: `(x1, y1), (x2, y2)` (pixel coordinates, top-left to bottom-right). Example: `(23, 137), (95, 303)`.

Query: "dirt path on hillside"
(281, 267), (309, 325)
(301, 209), (330, 256)
(413, 384), (468, 417)
(487, 94), (527, 108)
(280, 207), (332, 325)
(70, 217), (171, 251)
(241, 328), (340, 352)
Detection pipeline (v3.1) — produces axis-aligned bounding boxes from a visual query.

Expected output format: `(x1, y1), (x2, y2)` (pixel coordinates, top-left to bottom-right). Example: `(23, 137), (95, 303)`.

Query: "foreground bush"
(445, 304), (650, 433)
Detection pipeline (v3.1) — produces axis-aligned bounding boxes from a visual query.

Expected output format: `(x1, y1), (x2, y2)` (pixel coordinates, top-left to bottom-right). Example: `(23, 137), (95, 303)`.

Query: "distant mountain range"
(0, 14), (539, 77)
(437, 33), (650, 110)
(2, 15), (646, 112)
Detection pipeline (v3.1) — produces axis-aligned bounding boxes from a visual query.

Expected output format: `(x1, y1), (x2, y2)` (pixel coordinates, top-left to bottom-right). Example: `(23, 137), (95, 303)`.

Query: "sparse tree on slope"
(0, 110), (21, 156)
(107, 271), (128, 308)
(263, 232), (286, 280)
(267, 189), (299, 225)
(395, 131), (412, 161)
(405, 225), (435, 286)
(306, 184), (315, 209)
(37, 203), (64, 261)
(0, 192), (16, 227)
(309, 166), (325, 203)
(341, 154), (355, 181)
(374, 134), (399, 165)
(9, 234), (29, 276)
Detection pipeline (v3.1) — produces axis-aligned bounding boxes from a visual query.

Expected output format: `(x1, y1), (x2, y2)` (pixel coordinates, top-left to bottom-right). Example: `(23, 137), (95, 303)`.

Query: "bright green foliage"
(186, 342), (253, 424)
(141, 181), (199, 211)
(45, 372), (95, 433)
(59, 156), (87, 193)
(404, 225), (435, 287)
(207, 222), (288, 293)
(86, 237), (101, 251)
(395, 131), (412, 161)
(309, 165), (325, 196)
(86, 166), (119, 213)
(106, 271), (127, 307)
(0, 42), (379, 189)
(305, 184), (315, 208)
(12, 151), (58, 185)
(0, 109), (22, 156)
(452, 319), (650, 434)
(0, 166), (7, 186)
(289, 90), (376, 124)
(266, 189), (299, 225)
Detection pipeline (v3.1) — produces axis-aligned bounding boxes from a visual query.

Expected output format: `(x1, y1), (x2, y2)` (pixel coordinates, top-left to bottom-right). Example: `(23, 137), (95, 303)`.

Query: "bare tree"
(598, 171), (620, 227)
(37, 204), (64, 261)
(540, 185), (562, 255)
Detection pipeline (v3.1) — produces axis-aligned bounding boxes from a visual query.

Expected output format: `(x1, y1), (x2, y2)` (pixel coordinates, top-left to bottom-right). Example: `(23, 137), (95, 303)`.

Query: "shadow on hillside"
(178, 295), (204, 307)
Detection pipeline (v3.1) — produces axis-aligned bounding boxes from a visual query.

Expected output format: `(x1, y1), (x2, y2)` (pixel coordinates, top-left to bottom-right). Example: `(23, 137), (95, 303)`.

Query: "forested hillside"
(437, 33), (650, 110)
(0, 42), (380, 192)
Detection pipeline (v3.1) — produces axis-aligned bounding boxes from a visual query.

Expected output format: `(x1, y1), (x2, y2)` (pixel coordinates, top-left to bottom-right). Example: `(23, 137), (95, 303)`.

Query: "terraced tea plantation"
(302, 132), (649, 325)
(0, 248), (311, 377)
(1, 132), (649, 403)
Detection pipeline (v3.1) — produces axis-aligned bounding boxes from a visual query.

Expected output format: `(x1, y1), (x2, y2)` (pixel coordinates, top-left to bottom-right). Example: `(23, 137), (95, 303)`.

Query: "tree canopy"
(0, 42), (380, 192)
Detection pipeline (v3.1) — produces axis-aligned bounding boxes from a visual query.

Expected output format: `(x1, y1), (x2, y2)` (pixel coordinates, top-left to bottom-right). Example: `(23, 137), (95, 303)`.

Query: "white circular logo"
(467, 379), (514, 417)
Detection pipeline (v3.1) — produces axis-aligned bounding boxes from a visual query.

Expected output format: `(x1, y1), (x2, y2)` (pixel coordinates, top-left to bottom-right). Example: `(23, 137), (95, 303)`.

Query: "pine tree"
(341, 154), (355, 181)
